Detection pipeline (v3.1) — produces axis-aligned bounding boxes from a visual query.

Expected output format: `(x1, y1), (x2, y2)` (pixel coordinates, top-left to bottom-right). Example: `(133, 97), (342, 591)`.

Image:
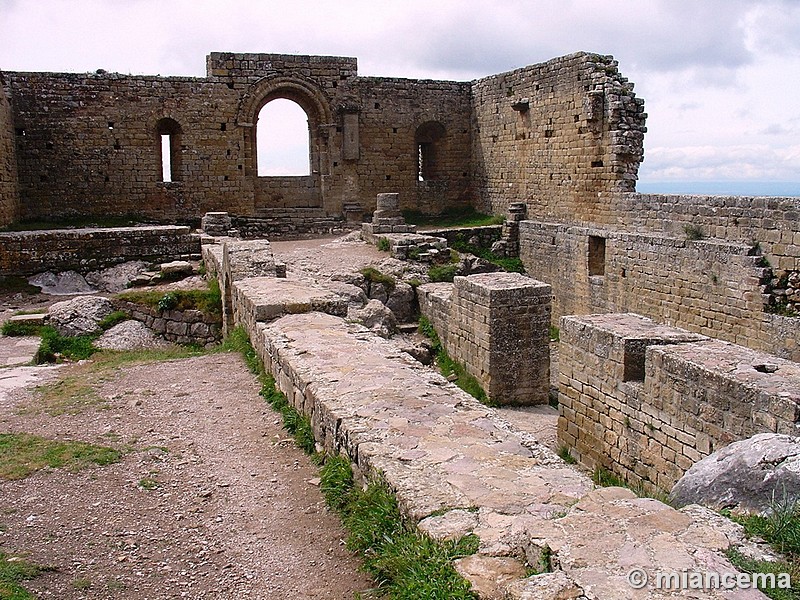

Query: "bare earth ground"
(0, 234), (558, 599)
(0, 350), (371, 599)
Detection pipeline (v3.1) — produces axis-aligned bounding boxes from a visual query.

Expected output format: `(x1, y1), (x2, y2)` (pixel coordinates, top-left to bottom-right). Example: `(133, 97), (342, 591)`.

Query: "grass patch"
(450, 239), (525, 273)
(0, 551), (54, 600)
(549, 325), (560, 342)
(97, 310), (129, 331)
(0, 276), (41, 296)
(115, 278), (221, 318)
(723, 495), (800, 599)
(34, 326), (96, 364)
(1, 321), (43, 337)
(428, 264), (458, 283)
(360, 267), (396, 293)
(557, 445), (576, 464)
(0, 433), (121, 480)
(592, 466), (671, 504)
(320, 455), (479, 599)
(725, 548), (798, 599)
(26, 376), (103, 416)
(402, 207), (504, 229)
(683, 223), (705, 241)
(377, 237), (391, 252)
(418, 316), (494, 407)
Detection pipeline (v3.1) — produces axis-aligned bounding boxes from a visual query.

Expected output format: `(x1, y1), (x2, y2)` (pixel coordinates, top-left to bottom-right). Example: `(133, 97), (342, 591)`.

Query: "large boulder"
(95, 320), (170, 351)
(669, 433), (800, 514)
(85, 261), (148, 293)
(349, 299), (397, 338)
(29, 271), (95, 295)
(48, 296), (114, 337)
(386, 281), (416, 323)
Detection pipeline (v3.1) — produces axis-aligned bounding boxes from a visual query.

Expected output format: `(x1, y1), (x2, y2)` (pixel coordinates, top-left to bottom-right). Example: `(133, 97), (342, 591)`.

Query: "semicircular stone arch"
(237, 76), (333, 179)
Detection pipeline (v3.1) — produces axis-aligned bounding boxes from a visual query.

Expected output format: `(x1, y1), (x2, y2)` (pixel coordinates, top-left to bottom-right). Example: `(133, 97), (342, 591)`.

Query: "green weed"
(557, 445), (577, 464)
(402, 207), (504, 229)
(320, 456), (479, 599)
(0, 551), (54, 599)
(97, 310), (129, 331)
(359, 267), (396, 292)
(428, 264), (458, 283)
(377, 237), (391, 252)
(1, 321), (43, 337)
(34, 326), (96, 364)
(0, 433), (120, 480)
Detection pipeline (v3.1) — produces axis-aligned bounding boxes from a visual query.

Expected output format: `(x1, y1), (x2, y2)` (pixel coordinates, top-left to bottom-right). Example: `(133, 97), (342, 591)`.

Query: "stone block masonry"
(238, 310), (764, 599)
(558, 313), (800, 493)
(519, 220), (800, 362)
(0, 77), (19, 227)
(0, 225), (200, 277)
(112, 299), (221, 347)
(418, 273), (551, 405)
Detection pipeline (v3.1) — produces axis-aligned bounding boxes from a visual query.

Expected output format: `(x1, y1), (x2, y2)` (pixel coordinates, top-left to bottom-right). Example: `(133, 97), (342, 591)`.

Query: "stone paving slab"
(0, 334), (40, 367)
(250, 311), (766, 599)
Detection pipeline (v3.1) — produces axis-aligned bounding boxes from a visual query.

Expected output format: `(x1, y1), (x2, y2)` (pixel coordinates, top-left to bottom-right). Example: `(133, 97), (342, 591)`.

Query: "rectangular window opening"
(588, 235), (606, 277)
(161, 134), (172, 182)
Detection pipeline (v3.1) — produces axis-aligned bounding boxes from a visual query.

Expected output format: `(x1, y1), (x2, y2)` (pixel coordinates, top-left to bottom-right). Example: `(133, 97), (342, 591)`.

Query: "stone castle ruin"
(2, 51), (799, 597)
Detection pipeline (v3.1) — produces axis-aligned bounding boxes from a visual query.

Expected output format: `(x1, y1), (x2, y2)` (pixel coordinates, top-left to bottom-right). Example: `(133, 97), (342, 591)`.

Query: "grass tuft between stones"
(418, 317), (495, 407)
(320, 455), (480, 600)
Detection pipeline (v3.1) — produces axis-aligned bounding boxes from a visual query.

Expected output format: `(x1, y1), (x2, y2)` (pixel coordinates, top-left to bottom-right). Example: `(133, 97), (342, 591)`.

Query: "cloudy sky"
(1, 0), (799, 194)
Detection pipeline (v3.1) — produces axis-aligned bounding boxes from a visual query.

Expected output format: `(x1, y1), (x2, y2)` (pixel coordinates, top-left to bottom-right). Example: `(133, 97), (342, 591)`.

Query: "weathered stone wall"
(471, 53), (646, 219)
(418, 273), (551, 405)
(3, 52), (474, 224)
(609, 192), (800, 271)
(0, 226), (200, 276)
(112, 299), (221, 347)
(558, 313), (800, 492)
(519, 220), (800, 361)
(0, 75), (19, 227)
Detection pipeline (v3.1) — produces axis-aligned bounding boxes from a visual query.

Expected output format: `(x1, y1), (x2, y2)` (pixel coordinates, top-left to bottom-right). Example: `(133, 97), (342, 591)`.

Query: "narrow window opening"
(374, 102), (380, 109)
(156, 117), (182, 183)
(417, 143), (430, 181)
(256, 98), (310, 176)
(15, 128), (25, 136)
(108, 122), (114, 130)
(415, 121), (445, 182)
(161, 135), (172, 182)
(588, 235), (606, 277)
(591, 160), (604, 167)
(220, 122), (227, 131)
(226, 82), (234, 90)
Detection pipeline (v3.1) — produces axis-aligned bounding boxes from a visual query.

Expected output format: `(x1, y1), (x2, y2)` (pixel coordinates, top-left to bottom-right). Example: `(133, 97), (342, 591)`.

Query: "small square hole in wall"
(107, 122), (114, 130)
(374, 102), (380, 109)
(15, 128), (25, 136)
(392, 127), (398, 134)
(220, 123), (227, 131)
(591, 160), (604, 167)
(333, 161), (338, 167)
(385, 175), (391, 180)
(623, 341), (647, 382)
(588, 235), (606, 276)
(226, 82), (234, 90)
(46, 141), (54, 149)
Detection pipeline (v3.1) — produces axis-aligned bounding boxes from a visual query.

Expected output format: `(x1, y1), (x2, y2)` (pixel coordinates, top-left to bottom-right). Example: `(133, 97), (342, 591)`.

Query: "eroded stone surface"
(246, 311), (769, 599)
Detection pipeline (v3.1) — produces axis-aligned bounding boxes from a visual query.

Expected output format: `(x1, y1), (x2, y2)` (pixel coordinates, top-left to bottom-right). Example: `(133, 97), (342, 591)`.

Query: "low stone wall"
(418, 273), (551, 405)
(423, 225), (502, 249)
(519, 219), (800, 362)
(234, 210), (355, 239)
(112, 299), (221, 347)
(0, 225), (201, 277)
(558, 313), (800, 492)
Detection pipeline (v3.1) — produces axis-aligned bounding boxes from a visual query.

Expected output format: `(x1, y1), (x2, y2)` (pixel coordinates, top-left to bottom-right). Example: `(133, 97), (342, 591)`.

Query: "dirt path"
(0, 352), (371, 599)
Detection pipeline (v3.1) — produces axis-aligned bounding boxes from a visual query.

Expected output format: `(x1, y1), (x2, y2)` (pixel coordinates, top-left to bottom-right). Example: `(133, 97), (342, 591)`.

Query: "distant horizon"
(636, 181), (800, 198)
